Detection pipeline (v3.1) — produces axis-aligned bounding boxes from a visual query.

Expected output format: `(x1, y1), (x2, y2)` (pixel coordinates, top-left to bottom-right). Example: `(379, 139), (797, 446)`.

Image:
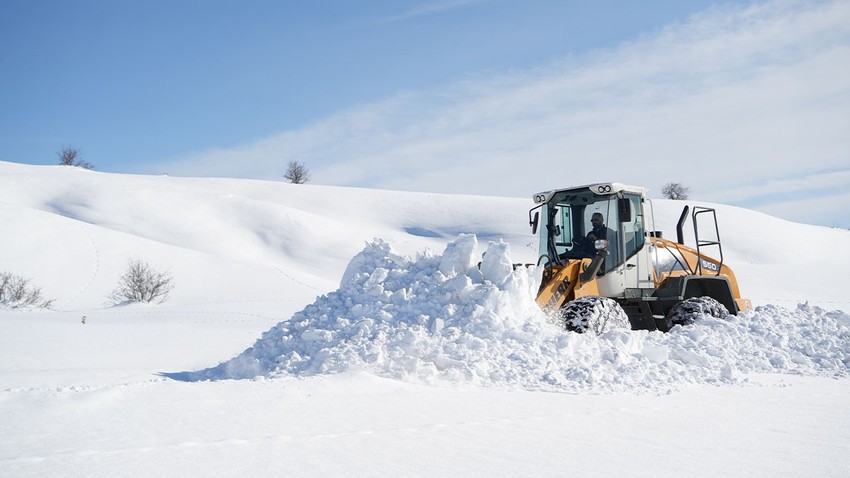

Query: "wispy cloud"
(160, 0), (850, 226)
(375, 0), (488, 24)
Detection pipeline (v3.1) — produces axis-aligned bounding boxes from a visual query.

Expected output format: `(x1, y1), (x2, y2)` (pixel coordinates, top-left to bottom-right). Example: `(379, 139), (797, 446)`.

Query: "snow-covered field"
(1, 161), (849, 477)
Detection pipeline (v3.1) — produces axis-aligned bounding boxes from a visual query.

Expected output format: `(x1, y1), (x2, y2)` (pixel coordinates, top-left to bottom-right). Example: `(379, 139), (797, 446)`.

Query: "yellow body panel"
(535, 261), (580, 314)
(535, 258), (603, 314)
(651, 237), (750, 312)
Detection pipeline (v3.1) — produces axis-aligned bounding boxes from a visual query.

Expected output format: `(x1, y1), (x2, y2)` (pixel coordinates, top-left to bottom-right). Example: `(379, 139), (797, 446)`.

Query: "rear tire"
(558, 296), (631, 335)
(666, 296), (729, 328)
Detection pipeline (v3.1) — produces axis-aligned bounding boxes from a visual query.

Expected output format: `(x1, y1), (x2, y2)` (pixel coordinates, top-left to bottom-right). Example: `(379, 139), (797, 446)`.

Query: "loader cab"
(531, 183), (650, 293)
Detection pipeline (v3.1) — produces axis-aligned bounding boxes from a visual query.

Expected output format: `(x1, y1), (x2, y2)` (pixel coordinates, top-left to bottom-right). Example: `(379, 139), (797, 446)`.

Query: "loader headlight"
(594, 239), (609, 251)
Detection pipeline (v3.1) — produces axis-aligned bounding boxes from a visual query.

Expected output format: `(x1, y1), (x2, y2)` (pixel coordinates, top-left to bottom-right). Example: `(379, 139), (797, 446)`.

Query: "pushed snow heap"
(189, 235), (850, 392)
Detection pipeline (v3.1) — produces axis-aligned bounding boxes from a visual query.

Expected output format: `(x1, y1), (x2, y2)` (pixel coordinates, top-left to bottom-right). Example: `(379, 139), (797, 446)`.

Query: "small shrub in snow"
(56, 146), (95, 170)
(661, 182), (690, 200)
(109, 259), (174, 304)
(283, 160), (310, 184)
(0, 272), (54, 309)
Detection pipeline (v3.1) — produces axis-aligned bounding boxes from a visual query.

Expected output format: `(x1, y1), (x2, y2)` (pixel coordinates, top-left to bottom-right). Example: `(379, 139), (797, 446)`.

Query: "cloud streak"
(374, 0), (488, 24)
(159, 0), (850, 227)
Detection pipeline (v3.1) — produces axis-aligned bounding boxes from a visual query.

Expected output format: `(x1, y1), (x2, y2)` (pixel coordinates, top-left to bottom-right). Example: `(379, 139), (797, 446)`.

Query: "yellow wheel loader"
(529, 182), (751, 333)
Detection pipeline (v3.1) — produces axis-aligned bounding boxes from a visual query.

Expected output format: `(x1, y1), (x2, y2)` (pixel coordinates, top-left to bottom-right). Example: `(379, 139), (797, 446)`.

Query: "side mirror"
(530, 211), (539, 235)
(618, 198), (632, 223)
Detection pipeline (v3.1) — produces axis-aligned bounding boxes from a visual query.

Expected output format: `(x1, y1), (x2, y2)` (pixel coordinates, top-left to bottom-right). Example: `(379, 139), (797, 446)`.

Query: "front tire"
(558, 296), (631, 335)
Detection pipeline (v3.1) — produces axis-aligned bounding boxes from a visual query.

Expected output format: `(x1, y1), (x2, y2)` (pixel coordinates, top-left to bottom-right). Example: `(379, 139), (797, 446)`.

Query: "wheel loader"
(529, 182), (751, 332)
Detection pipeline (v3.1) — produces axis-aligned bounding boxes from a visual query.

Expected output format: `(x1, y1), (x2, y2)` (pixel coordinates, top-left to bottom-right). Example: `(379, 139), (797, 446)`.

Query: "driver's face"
(591, 215), (603, 226)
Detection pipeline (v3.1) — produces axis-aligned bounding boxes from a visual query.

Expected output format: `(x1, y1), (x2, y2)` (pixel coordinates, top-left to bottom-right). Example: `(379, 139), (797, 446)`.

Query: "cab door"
(621, 194), (654, 290)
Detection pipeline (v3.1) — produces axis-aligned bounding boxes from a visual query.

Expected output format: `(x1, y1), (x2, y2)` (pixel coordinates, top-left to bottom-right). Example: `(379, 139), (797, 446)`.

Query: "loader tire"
(666, 296), (729, 328)
(558, 296), (631, 335)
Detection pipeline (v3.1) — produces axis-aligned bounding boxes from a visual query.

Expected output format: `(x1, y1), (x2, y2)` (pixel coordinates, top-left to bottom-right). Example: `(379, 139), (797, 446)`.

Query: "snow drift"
(179, 235), (850, 392)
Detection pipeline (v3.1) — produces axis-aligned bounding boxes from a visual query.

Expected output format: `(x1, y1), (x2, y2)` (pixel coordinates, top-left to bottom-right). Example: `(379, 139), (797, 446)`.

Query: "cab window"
(622, 193), (645, 259)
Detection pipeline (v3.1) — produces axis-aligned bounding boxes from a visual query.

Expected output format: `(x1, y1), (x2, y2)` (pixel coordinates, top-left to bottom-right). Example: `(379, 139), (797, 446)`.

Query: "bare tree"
(109, 259), (174, 304)
(661, 182), (690, 200)
(57, 146), (95, 170)
(0, 272), (54, 308)
(283, 161), (310, 184)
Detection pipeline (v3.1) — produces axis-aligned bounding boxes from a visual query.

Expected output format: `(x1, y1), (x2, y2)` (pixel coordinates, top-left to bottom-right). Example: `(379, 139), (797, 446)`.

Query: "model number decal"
(700, 259), (719, 271)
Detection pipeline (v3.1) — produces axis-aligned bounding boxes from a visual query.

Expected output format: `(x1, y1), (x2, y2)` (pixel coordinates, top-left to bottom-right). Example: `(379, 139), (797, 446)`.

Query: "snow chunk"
(480, 240), (513, 287)
(438, 233), (477, 277)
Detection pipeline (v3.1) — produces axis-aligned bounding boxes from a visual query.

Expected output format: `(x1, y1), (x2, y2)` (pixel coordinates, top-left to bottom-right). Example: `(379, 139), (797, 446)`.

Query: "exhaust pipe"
(676, 205), (690, 245)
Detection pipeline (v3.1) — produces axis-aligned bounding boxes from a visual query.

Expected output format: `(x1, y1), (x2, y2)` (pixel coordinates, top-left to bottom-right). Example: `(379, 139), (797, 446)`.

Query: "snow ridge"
(187, 235), (850, 392)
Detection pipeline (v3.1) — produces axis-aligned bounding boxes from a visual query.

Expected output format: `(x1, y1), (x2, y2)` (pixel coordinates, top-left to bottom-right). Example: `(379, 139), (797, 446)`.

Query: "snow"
(1, 161), (849, 477)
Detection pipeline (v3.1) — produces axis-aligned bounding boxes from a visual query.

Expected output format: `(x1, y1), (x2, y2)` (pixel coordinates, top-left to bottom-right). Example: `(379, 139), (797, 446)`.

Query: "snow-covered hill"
(0, 161), (537, 309)
(1, 161), (849, 477)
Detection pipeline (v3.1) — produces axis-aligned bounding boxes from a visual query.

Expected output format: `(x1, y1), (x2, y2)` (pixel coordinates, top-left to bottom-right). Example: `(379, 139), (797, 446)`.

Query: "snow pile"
(185, 235), (850, 392)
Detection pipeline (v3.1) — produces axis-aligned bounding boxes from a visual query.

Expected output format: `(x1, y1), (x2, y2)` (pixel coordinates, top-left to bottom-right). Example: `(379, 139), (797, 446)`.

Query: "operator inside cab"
(563, 213), (609, 259)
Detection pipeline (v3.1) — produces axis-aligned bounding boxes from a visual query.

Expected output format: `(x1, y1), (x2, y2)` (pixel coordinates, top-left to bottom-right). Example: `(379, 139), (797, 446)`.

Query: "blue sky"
(2, 0), (849, 228)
